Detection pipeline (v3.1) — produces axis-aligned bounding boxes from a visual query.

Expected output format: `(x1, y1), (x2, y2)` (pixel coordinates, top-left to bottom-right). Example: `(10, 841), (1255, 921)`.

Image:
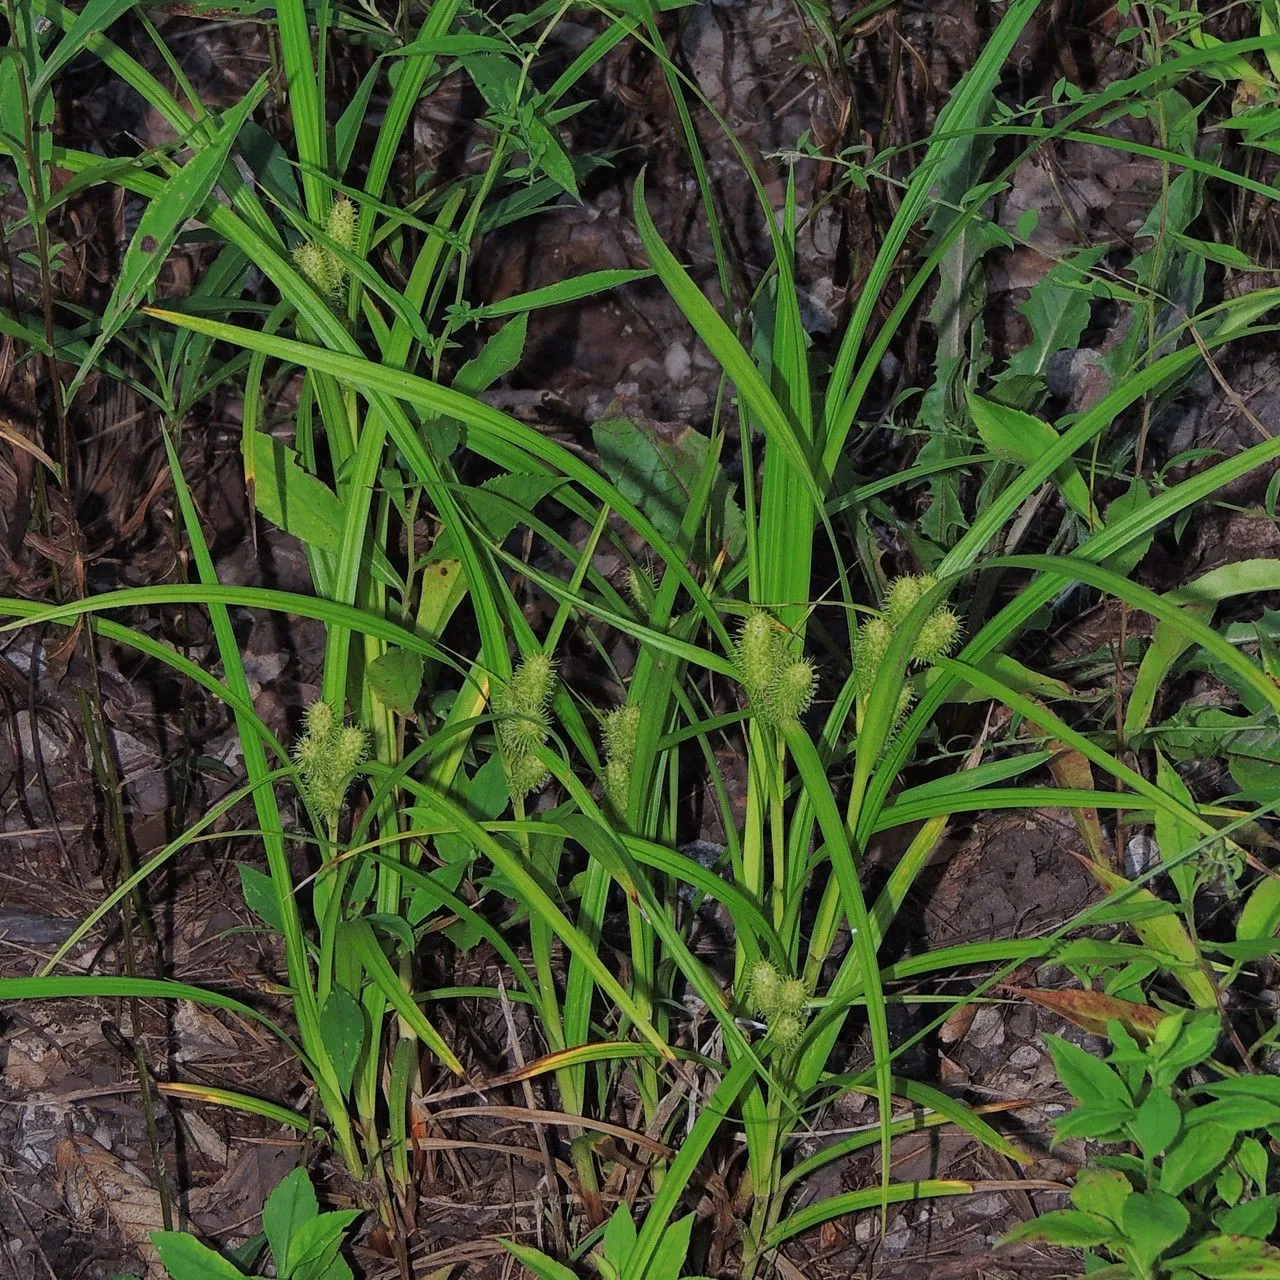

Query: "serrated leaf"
(999, 245), (1107, 406)
(453, 314), (528, 396)
(593, 404), (744, 564)
(247, 432), (401, 590)
(1101, 478), (1155, 577)
(430, 473), (562, 562)
(249, 432), (346, 556)
(1169, 232), (1258, 271)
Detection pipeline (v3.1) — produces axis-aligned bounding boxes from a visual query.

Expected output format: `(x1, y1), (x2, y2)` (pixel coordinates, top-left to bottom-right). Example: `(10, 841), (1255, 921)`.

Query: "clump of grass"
(5, 0), (1280, 1276)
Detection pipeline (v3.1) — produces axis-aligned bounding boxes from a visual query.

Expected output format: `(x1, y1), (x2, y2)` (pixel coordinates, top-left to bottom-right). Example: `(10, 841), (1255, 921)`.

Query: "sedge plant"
(7, 0), (1280, 1275)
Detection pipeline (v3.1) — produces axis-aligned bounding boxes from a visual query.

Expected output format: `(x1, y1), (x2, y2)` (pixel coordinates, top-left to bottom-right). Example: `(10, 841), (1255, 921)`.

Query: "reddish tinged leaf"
(1167, 1234), (1280, 1278)
(1005, 985), (1165, 1039)
(1046, 742), (1108, 865)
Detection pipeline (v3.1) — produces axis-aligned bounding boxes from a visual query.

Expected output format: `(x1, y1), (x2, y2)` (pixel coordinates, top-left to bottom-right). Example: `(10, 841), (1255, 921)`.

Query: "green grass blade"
(822, 0), (1040, 461)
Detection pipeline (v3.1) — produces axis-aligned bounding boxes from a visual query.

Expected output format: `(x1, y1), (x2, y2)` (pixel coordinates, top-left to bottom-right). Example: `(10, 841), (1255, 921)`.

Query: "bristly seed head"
(855, 616), (894, 695)
(748, 958), (782, 1017)
(494, 653), (557, 801)
(735, 610), (781, 707)
(327, 196), (356, 254)
(769, 659), (816, 725)
(293, 700), (368, 824)
(913, 606), (962, 662)
(885, 573), (937, 629)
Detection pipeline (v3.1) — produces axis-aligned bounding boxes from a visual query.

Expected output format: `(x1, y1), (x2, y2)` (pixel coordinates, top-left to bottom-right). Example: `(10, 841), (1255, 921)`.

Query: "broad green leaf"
(966, 391), (1098, 524)
(1046, 1034), (1131, 1107)
(263, 1168), (317, 1275)
(1238, 870), (1280, 959)
(601, 1203), (637, 1270)
(1002, 1209), (1119, 1249)
(249, 432), (346, 555)
(1053, 1103), (1136, 1143)
(645, 1212), (694, 1280)
(367, 648), (424, 716)
(151, 1232), (256, 1280)
(1161, 1123), (1237, 1197)
(281, 1209), (361, 1280)
(1217, 1195), (1278, 1241)
(1070, 1167), (1133, 1226)
(239, 864), (285, 933)
(1166, 1234), (1280, 1278)
(1131, 1088), (1181, 1159)
(248, 432), (401, 591)
(318, 989), (365, 1098)
(1183, 1097), (1280, 1131)
(1121, 1191), (1189, 1274)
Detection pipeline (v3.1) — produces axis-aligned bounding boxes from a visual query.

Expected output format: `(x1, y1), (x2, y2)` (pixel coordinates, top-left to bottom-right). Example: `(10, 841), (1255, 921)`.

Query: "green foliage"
(293, 700), (369, 825)
(152, 1167), (360, 1280)
(1005, 1012), (1280, 1279)
(503, 1202), (708, 1280)
(494, 652), (556, 798)
(8, 0), (1280, 1275)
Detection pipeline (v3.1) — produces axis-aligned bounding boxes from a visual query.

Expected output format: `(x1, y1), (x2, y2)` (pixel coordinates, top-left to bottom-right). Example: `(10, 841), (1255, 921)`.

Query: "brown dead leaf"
(939, 1002), (978, 1045)
(172, 999), (241, 1062)
(56, 1134), (166, 1280)
(1044, 742), (1108, 867)
(1005, 985), (1165, 1040)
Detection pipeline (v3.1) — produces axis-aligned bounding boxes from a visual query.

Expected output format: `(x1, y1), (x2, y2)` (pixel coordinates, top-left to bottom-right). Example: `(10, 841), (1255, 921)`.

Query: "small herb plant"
(1004, 1011), (1280, 1279)
(503, 1203), (709, 1280)
(151, 1167), (360, 1280)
